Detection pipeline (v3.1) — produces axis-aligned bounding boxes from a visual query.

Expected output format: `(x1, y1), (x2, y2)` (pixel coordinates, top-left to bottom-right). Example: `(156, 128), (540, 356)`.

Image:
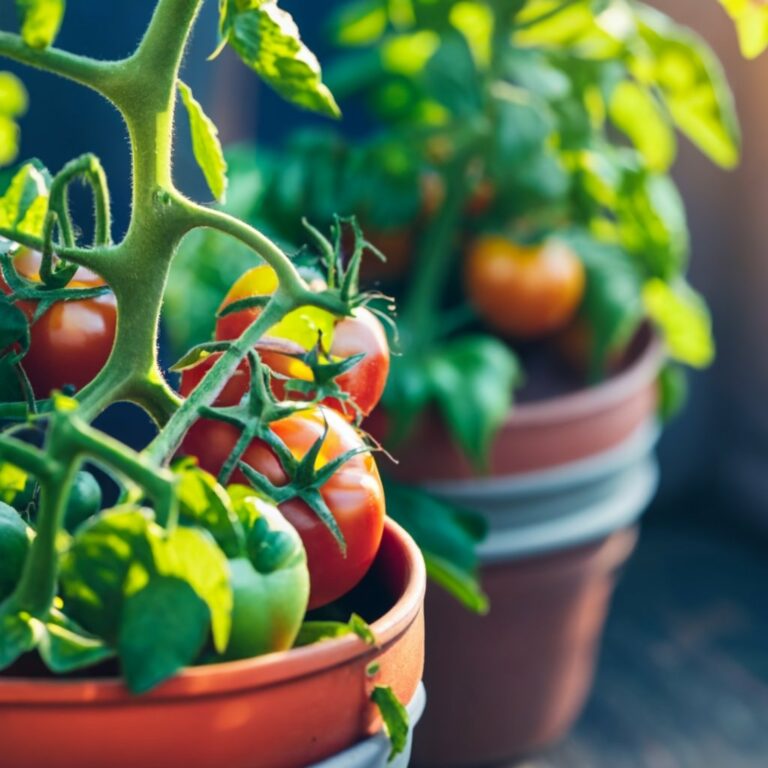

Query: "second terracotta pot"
(413, 527), (638, 767)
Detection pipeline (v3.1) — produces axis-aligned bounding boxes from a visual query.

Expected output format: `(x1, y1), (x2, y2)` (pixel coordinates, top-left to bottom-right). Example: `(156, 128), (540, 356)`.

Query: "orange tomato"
(465, 236), (585, 339)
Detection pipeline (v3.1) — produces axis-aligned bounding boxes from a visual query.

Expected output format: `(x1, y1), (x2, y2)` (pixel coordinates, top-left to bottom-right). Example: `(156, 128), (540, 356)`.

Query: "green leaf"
(0, 161), (50, 238)
(385, 481), (488, 614)
(0, 73), (28, 118)
(427, 336), (521, 469)
(634, 7), (740, 169)
(0, 609), (37, 670)
(329, 0), (388, 46)
(294, 613), (375, 647)
(221, 0), (341, 118)
(178, 81), (228, 202)
(564, 231), (644, 373)
(173, 461), (245, 558)
(0, 464), (28, 504)
(59, 507), (157, 640)
(616, 168), (689, 280)
(719, 0), (768, 59)
(424, 552), (488, 615)
(294, 620), (354, 647)
(657, 362), (688, 422)
(643, 278), (714, 369)
(151, 526), (233, 654)
(36, 610), (114, 674)
(0, 294), (29, 355)
(60, 506), (232, 654)
(348, 613), (376, 645)
(609, 80), (676, 172)
(16, 0), (65, 49)
(118, 576), (210, 694)
(371, 685), (410, 762)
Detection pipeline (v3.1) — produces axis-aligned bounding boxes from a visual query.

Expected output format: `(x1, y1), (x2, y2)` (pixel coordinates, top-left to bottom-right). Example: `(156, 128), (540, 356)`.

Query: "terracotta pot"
(390, 328), (663, 484)
(414, 527), (638, 767)
(0, 519), (426, 768)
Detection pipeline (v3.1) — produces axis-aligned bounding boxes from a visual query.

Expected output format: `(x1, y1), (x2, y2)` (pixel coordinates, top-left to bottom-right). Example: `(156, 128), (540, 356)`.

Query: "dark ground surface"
(513, 494), (768, 768)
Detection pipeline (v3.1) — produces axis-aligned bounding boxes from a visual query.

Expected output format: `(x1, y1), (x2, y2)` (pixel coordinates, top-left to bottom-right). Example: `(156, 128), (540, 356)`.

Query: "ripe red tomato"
(0, 249), (116, 398)
(465, 236), (585, 339)
(179, 370), (385, 609)
(216, 266), (390, 419)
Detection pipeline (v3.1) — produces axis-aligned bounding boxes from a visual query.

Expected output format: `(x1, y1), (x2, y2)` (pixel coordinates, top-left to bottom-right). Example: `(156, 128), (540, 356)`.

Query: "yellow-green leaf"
(222, 1), (341, 119)
(609, 81), (676, 172)
(643, 278), (714, 368)
(16, 0), (65, 50)
(635, 7), (740, 169)
(719, 0), (768, 59)
(0, 162), (49, 235)
(0, 73), (28, 118)
(178, 81), (228, 202)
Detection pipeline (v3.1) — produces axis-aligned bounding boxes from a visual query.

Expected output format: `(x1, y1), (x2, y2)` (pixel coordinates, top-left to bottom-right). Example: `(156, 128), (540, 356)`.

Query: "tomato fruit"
(465, 236), (585, 339)
(0, 249), (117, 398)
(222, 495), (309, 661)
(64, 471), (103, 533)
(180, 399), (385, 610)
(216, 266), (390, 419)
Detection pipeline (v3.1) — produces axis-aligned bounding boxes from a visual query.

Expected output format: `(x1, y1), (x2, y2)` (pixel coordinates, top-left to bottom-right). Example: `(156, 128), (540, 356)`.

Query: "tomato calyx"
(280, 335), (366, 422)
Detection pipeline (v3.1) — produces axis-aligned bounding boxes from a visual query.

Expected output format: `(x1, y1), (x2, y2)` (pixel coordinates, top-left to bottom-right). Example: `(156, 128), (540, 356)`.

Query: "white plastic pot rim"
(424, 419), (660, 501)
(310, 683), (427, 768)
(478, 457), (659, 565)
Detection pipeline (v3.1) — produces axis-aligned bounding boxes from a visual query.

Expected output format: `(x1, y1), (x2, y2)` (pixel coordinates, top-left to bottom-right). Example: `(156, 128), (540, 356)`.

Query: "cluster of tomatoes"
(2, 252), (391, 611)
(181, 266), (390, 609)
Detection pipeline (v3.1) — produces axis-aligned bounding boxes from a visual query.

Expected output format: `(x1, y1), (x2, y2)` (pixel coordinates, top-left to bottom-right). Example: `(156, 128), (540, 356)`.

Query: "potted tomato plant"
(0, 2), (426, 767)
(164, 0), (751, 763)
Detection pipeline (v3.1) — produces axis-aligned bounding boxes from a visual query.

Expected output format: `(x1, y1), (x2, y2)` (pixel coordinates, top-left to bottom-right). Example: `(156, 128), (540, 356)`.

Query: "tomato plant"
(0, 0), (402, 723)
(465, 236), (585, 339)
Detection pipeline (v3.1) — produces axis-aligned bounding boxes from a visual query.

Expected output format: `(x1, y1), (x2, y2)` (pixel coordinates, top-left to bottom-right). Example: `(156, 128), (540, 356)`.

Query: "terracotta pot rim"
(0, 518), (426, 705)
(507, 332), (664, 427)
(427, 418), (659, 498)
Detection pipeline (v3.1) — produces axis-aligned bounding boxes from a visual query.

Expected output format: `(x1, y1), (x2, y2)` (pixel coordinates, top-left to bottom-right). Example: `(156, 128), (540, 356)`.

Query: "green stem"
(181, 202), (309, 297)
(145, 294), (295, 463)
(401, 158), (471, 350)
(13, 461), (77, 616)
(0, 435), (55, 479)
(0, 228), (112, 275)
(182, 201), (350, 316)
(0, 32), (122, 102)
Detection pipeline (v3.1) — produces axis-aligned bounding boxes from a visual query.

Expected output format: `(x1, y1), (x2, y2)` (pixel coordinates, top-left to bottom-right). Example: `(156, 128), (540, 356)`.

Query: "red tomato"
(179, 370), (385, 608)
(0, 250), (116, 398)
(216, 266), (390, 419)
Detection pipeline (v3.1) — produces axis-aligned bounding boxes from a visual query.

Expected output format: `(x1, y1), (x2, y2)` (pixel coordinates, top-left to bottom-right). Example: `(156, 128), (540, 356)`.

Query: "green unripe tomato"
(64, 471), (102, 532)
(0, 502), (33, 601)
(221, 497), (309, 661)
